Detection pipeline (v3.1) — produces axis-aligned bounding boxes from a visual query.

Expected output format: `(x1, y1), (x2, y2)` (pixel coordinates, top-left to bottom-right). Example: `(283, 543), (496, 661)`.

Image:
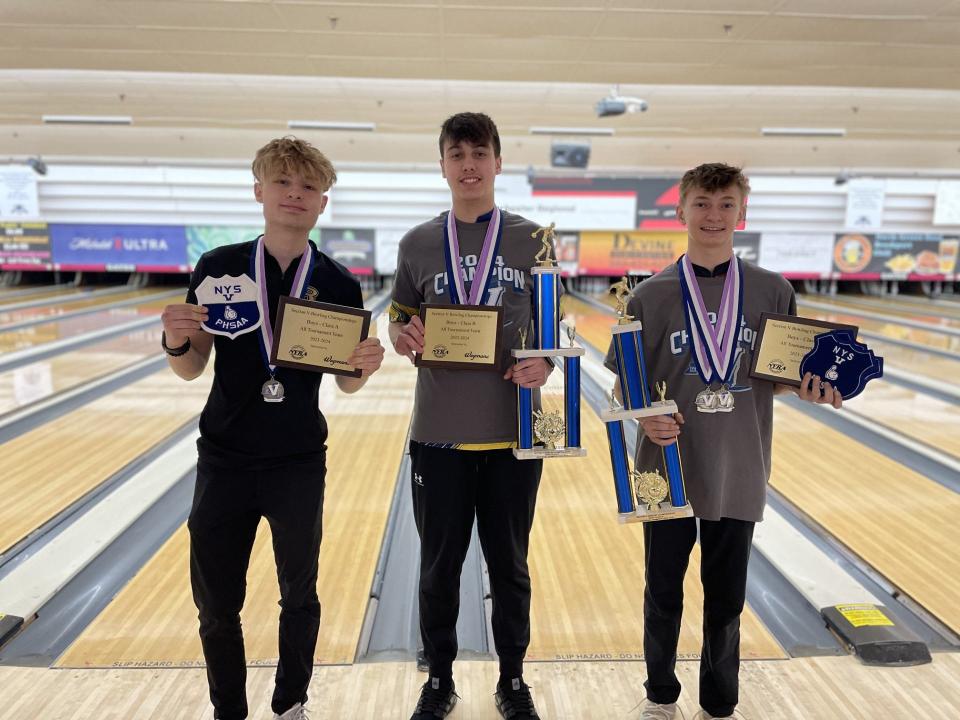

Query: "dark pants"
(643, 517), (755, 718)
(409, 441), (542, 681)
(188, 459), (326, 720)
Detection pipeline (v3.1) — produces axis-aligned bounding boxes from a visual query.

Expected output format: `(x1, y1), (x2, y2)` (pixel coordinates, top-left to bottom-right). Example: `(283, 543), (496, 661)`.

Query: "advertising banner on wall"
(758, 233), (835, 277)
(51, 224), (188, 272)
(555, 230), (579, 276)
(578, 231), (687, 276)
(0, 166), (40, 221)
(498, 175), (636, 230)
(832, 233), (954, 278)
(1, 222), (52, 269)
(531, 176), (682, 230)
(319, 228), (375, 275)
(185, 226), (320, 269)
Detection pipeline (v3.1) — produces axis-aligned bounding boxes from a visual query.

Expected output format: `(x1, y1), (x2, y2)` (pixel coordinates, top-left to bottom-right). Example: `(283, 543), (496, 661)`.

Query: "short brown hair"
(439, 113), (501, 158)
(252, 136), (337, 191)
(679, 163), (750, 204)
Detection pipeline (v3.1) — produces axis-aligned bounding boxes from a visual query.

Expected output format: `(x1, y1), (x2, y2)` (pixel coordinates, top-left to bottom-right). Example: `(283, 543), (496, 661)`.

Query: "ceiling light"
(287, 120), (376, 131)
(42, 115), (133, 125)
(530, 127), (614, 137)
(761, 127), (846, 137)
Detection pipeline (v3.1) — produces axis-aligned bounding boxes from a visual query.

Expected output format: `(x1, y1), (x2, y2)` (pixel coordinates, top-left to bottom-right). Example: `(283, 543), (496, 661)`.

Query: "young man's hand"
(639, 412), (684, 447)
(348, 337), (385, 377)
(503, 357), (552, 388)
(392, 315), (424, 363)
(795, 371), (843, 409)
(161, 303), (208, 346)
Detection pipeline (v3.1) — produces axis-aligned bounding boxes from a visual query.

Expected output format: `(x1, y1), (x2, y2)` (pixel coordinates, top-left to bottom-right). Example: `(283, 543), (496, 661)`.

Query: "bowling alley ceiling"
(2, 0), (960, 172)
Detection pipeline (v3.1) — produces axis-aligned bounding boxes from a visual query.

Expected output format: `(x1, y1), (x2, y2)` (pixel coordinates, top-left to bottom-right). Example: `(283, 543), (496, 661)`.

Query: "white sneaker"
(639, 700), (678, 719)
(692, 710), (741, 720)
(274, 703), (308, 720)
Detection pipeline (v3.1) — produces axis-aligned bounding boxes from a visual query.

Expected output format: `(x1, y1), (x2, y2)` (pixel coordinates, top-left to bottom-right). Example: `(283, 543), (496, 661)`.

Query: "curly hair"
(252, 136), (337, 191)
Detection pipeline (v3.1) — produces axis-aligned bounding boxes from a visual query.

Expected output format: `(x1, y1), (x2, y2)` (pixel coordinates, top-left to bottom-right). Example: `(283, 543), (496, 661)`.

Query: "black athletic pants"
(188, 459), (326, 720)
(643, 516), (755, 718)
(409, 441), (542, 681)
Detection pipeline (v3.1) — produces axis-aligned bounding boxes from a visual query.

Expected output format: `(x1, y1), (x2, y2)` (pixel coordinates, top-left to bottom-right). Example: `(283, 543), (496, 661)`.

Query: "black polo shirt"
(186, 238), (363, 470)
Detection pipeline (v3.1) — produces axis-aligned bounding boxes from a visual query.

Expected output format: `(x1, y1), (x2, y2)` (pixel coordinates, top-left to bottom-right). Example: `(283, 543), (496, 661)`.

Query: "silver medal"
(695, 386), (718, 414)
(714, 384), (734, 412)
(261, 378), (285, 403)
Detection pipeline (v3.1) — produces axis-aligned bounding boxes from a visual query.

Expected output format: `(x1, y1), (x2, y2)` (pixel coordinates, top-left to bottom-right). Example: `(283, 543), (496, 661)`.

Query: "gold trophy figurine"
(532, 223), (558, 267)
(518, 327), (527, 351)
(610, 276), (634, 323)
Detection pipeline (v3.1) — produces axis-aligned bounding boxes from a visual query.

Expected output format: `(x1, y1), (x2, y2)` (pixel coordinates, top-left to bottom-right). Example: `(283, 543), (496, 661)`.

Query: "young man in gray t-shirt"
(389, 113), (552, 720)
(605, 164), (842, 720)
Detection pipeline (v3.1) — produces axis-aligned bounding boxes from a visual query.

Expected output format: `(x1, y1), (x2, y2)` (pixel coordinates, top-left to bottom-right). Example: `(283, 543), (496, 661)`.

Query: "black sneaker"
(410, 677), (458, 719)
(495, 677), (540, 719)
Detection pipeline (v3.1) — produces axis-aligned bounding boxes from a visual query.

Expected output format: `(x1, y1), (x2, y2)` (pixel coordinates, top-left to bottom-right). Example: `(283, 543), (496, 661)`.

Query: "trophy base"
(601, 400), (678, 422)
(619, 502), (694, 524)
(513, 447), (588, 460)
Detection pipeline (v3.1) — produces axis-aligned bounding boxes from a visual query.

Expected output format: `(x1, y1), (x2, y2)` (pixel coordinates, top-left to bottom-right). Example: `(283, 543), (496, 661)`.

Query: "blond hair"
(252, 136), (337, 191)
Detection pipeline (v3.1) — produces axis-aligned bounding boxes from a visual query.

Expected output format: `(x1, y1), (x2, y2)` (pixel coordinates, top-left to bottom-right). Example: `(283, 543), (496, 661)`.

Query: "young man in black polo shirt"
(390, 113), (550, 720)
(161, 137), (384, 720)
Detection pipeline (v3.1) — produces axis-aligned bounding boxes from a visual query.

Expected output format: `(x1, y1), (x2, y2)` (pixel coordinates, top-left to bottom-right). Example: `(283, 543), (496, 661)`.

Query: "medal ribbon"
(442, 207), (502, 305)
(252, 235), (314, 375)
(678, 254), (743, 385)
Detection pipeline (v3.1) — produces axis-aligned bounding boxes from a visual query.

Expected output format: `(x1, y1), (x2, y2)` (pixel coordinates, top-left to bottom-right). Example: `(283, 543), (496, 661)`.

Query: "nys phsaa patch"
(195, 274), (263, 338)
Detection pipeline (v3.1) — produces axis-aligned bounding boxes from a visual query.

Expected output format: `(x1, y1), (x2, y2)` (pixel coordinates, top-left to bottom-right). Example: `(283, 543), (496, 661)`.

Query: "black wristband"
(162, 331), (191, 357)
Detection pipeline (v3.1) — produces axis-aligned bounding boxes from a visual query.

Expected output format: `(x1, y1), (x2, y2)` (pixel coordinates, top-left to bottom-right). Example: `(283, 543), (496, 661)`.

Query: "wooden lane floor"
(797, 305), (960, 355)
(802, 292), (960, 324)
(0, 327), (163, 417)
(0, 294), (171, 354)
(561, 295), (616, 354)
(526, 371), (785, 662)
(0, 288), (163, 327)
(0, 284), (94, 306)
(842, 378), (960, 461)
(7, 655), (960, 718)
(770, 403), (960, 636)
(564, 295), (960, 635)
(0, 365), (213, 555)
(57, 316), (415, 668)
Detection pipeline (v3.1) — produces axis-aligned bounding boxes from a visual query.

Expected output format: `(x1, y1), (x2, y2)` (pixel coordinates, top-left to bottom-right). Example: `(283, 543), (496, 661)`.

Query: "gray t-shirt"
(604, 261), (796, 522)
(392, 209), (549, 445)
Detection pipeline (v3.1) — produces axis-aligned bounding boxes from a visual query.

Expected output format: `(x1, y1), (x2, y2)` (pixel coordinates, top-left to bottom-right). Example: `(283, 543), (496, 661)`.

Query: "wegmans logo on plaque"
(195, 274), (262, 338)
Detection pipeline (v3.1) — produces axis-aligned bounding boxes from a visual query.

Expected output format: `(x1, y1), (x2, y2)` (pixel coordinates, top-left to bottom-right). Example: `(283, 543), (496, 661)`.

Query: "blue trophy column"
(533, 268), (559, 350)
(606, 420), (634, 514)
(518, 385), (533, 449)
(564, 356), (580, 449)
(613, 324), (650, 410)
(662, 445), (686, 507)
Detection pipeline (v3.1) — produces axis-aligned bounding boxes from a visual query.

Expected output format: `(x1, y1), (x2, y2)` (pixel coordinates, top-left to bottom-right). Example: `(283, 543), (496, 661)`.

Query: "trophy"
(601, 277), (692, 522)
(513, 224), (587, 460)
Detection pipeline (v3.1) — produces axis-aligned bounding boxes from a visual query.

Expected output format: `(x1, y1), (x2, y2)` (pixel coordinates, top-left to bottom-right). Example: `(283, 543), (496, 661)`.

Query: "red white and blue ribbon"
(252, 235), (314, 374)
(442, 207), (502, 305)
(677, 254), (743, 385)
